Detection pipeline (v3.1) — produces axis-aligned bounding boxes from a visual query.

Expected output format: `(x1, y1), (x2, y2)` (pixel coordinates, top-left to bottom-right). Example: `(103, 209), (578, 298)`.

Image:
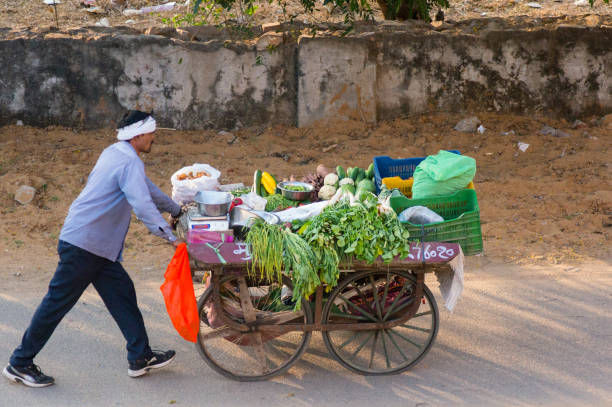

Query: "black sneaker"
(128, 350), (176, 378)
(2, 364), (55, 388)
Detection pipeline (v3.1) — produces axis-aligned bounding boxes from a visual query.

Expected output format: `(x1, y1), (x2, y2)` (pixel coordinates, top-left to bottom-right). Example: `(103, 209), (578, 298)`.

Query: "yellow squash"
(261, 172), (277, 195)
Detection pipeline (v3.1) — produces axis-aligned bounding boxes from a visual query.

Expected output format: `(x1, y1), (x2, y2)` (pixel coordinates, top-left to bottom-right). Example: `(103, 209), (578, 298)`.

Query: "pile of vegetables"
(252, 170), (278, 197)
(228, 159), (427, 308)
(251, 169), (303, 212)
(250, 162), (379, 212)
(301, 173), (324, 196)
(245, 192), (411, 309)
(245, 220), (322, 309)
(313, 163), (377, 200)
(299, 193), (411, 264)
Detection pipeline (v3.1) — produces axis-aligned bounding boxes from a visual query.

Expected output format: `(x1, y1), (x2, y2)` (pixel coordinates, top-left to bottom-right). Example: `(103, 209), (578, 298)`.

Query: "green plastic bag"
(412, 150), (476, 199)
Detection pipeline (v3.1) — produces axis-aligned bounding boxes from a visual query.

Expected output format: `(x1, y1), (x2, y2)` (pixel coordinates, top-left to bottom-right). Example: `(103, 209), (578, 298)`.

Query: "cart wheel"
(321, 269), (438, 375)
(196, 274), (312, 381)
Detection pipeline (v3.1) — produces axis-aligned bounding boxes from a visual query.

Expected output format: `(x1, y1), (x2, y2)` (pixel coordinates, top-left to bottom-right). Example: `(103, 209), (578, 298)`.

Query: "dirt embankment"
(1, 0), (611, 32)
(1, 112), (610, 280)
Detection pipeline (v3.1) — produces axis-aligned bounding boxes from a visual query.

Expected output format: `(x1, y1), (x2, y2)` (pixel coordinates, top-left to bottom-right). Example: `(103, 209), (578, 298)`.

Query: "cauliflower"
(339, 178), (354, 186)
(323, 173), (339, 187)
(318, 185), (337, 200)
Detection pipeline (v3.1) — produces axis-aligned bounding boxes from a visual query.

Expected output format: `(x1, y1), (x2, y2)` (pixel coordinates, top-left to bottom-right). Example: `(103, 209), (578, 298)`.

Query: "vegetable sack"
(412, 151), (476, 199)
(171, 164), (220, 204)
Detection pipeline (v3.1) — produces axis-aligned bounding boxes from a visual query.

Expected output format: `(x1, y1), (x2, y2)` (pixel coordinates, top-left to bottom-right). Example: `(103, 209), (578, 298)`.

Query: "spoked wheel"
(322, 269), (439, 375)
(196, 273), (312, 381)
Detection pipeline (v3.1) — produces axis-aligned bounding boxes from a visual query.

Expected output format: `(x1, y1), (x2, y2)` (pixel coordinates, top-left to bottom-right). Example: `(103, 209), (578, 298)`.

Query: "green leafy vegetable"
(245, 220), (319, 310)
(245, 220), (284, 284)
(246, 195), (411, 309)
(300, 197), (411, 269)
(231, 187), (251, 197)
(283, 185), (307, 192)
(265, 194), (298, 212)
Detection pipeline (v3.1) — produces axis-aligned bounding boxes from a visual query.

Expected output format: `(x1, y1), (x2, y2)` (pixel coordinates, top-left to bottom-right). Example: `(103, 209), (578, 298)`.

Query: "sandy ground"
(1, 112), (610, 282)
(1, 261), (611, 406)
(0, 0), (610, 31)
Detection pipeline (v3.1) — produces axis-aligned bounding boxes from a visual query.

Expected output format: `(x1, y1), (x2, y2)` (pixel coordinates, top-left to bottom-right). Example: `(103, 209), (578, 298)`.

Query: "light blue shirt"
(59, 141), (179, 261)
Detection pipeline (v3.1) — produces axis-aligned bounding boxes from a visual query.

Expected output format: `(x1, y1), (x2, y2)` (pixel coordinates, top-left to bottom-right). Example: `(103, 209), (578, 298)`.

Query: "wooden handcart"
(187, 240), (461, 381)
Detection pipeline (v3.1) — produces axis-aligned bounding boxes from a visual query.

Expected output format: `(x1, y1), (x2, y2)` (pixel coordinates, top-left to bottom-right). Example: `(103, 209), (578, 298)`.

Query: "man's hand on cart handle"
(171, 235), (185, 248)
(169, 204), (190, 230)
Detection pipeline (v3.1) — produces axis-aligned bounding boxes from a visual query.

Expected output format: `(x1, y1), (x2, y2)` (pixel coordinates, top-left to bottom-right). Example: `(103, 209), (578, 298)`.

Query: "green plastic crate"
(389, 189), (483, 256)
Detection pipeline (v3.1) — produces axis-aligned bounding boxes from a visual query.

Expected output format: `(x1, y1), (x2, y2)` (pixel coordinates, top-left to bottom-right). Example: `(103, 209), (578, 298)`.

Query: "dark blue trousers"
(10, 240), (152, 367)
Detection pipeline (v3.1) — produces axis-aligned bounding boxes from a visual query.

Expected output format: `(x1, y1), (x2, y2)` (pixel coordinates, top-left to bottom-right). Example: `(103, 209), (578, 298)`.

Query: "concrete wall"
(0, 21), (610, 130)
(0, 30), (296, 129)
(297, 35), (378, 126)
(374, 26), (612, 121)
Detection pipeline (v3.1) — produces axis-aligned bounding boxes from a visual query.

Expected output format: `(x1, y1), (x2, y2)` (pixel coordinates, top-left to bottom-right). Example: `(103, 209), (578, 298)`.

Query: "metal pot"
(229, 206), (281, 240)
(194, 191), (231, 216)
(229, 206), (280, 228)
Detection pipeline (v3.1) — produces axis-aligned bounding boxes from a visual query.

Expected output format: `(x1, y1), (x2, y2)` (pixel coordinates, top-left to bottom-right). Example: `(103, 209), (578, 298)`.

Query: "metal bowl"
(194, 191), (231, 216)
(277, 181), (314, 201)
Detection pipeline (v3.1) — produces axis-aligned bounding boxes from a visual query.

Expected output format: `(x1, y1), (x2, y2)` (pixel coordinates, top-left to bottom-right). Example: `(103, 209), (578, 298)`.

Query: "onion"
(316, 164), (333, 177)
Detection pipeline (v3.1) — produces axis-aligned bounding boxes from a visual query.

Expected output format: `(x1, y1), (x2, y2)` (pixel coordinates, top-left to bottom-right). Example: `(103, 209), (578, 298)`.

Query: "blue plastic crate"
(373, 150), (461, 193)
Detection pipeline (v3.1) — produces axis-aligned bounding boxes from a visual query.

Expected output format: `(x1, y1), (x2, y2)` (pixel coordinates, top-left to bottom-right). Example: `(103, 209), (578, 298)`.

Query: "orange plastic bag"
(160, 243), (198, 342)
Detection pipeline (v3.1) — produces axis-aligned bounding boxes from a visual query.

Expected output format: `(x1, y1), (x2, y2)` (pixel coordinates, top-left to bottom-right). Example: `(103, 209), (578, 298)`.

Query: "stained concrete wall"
(0, 21), (610, 130)
(297, 23), (612, 126)
(297, 35), (378, 126)
(0, 30), (296, 129)
(373, 25), (612, 122)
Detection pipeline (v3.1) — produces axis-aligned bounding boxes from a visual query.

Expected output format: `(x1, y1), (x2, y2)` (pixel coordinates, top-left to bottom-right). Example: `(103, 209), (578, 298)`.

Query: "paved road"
(1, 259), (611, 407)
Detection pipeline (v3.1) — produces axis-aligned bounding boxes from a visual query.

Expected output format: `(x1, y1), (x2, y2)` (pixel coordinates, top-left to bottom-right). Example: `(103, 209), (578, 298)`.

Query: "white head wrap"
(116, 116), (157, 141)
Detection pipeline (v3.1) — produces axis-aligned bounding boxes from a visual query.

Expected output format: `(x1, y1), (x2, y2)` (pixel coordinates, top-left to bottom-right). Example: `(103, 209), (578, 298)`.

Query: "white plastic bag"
(398, 206), (444, 225)
(275, 201), (329, 223)
(239, 192), (267, 211)
(141, 2), (176, 13)
(171, 164), (220, 204)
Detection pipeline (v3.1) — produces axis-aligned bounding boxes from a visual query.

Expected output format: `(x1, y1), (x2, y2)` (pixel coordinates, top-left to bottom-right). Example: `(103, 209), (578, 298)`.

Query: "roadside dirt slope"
(1, 112), (610, 281)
